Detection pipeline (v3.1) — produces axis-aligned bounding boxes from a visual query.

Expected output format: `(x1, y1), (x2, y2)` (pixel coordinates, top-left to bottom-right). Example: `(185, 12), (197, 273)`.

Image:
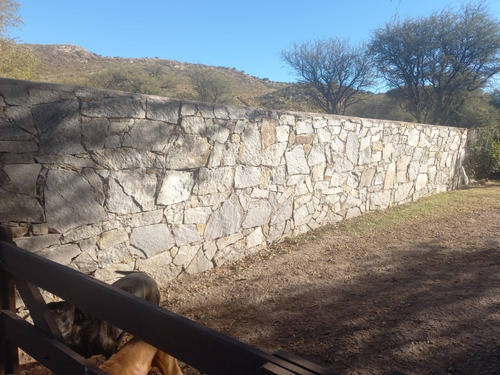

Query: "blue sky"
(10, 0), (500, 83)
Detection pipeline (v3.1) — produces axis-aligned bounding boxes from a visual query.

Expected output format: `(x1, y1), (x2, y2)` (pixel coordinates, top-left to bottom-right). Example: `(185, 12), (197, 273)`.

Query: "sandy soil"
(19, 182), (500, 375)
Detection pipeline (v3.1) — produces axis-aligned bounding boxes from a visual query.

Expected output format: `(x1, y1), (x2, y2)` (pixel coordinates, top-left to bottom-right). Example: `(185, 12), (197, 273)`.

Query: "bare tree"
(281, 38), (376, 115)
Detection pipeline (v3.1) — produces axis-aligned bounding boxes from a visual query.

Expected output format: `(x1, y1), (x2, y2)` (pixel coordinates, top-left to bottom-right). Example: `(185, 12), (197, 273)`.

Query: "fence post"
(0, 226), (19, 375)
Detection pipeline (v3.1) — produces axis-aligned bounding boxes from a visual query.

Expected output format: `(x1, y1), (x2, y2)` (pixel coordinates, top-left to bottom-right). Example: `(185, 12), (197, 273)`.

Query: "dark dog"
(46, 300), (84, 341)
(47, 271), (160, 358)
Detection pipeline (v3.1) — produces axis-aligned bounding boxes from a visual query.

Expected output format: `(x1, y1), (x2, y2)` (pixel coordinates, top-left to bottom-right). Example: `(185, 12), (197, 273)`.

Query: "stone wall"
(0, 78), (468, 284)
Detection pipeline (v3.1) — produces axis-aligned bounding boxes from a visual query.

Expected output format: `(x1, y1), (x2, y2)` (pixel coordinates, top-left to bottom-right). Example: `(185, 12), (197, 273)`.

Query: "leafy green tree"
(490, 89), (500, 109)
(281, 38), (376, 115)
(0, 39), (38, 79)
(459, 90), (500, 178)
(0, 0), (21, 37)
(88, 63), (176, 96)
(189, 67), (233, 103)
(0, 0), (39, 80)
(465, 126), (500, 178)
(369, 2), (500, 126)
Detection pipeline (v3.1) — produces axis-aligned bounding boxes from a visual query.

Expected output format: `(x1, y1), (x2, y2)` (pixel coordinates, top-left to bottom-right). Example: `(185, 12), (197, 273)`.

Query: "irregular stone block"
(63, 223), (102, 243)
(97, 243), (132, 267)
(130, 224), (175, 258)
(181, 116), (206, 135)
(184, 206), (212, 224)
(123, 119), (175, 152)
(32, 223), (49, 236)
(221, 142), (240, 166)
(14, 234), (61, 252)
(296, 134), (314, 144)
(119, 210), (164, 228)
(94, 263), (135, 283)
(195, 168), (233, 194)
(384, 163), (396, 190)
(172, 224), (202, 246)
(0, 153), (35, 165)
(235, 166), (261, 189)
(276, 126), (290, 143)
(394, 182), (413, 202)
(294, 204), (312, 226)
(242, 200), (272, 228)
(32, 100), (85, 155)
(172, 244), (198, 267)
(270, 197), (293, 225)
(28, 87), (75, 105)
(81, 97), (146, 118)
(37, 243), (81, 266)
(81, 118), (108, 150)
(246, 227), (265, 248)
(165, 134), (210, 169)
(2, 106), (36, 136)
(415, 173), (428, 190)
(0, 192), (44, 222)
(285, 146), (310, 175)
(262, 142), (287, 167)
(109, 171), (156, 211)
(0, 82), (29, 105)
(35, 154), (96, 168)
(0, 140), (37, 153)
(91, 149), (158, 170)
(3, 164), (41, 196)
(345, 132), (360, 164)
(10, 226), (28, 238)
(45, 169), (107, 233)
(72, 252), (98, 274)
(157, 171), (194, 205)
(204, 196), (242, 241)
(106, 178), (141, 215)
(98, 228), (129, 250)
(240, 125), (262, 166)
(308, 144), (326, 166)
(213, 238), (245, 267)
(136, 251), (181, 285)
(227, 105), (248, 120)
(296, 118), (313, 134)
(207, 121), (230, 143)
(359, 168), (376, 188)
(185, 248), (213, 275)
(261, 118), (277, 148)
(146, 99), (180, 124)
(82, 168), (105, 205)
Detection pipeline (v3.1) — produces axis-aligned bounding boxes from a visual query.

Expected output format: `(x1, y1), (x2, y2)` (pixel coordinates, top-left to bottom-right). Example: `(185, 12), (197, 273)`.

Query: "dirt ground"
(20, 182), (500, 375)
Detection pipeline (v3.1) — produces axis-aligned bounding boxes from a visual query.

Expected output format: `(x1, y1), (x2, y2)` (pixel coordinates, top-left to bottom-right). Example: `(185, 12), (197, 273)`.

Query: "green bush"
(465, 128), (500, 179)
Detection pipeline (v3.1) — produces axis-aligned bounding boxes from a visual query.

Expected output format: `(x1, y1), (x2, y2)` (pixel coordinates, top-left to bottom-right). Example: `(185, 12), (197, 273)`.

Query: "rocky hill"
(23, 44), (300, 109)
(22, 44), (403, 117)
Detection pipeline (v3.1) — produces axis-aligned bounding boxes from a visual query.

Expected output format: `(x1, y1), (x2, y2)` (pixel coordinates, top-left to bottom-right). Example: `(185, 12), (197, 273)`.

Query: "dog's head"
(47, 301), (84, 338)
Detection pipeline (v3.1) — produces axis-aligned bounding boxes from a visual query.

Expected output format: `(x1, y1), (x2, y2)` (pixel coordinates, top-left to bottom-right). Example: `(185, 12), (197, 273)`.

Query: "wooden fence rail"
(0, 227), (338, 375)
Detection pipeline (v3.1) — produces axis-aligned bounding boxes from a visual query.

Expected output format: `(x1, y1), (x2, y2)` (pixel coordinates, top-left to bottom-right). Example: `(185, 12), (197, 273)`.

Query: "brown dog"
(99, 337), (183, 375)
(47, 272), (160, 357)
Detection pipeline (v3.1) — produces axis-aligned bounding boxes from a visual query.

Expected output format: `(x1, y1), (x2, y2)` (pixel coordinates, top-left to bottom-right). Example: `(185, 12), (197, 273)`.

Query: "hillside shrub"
(465, 128), (500, 179)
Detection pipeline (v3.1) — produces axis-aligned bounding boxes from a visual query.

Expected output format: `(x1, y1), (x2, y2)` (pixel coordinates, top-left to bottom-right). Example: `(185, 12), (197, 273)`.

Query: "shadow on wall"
(0, 79), (275, 281)
(0, 78), (469, 285)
